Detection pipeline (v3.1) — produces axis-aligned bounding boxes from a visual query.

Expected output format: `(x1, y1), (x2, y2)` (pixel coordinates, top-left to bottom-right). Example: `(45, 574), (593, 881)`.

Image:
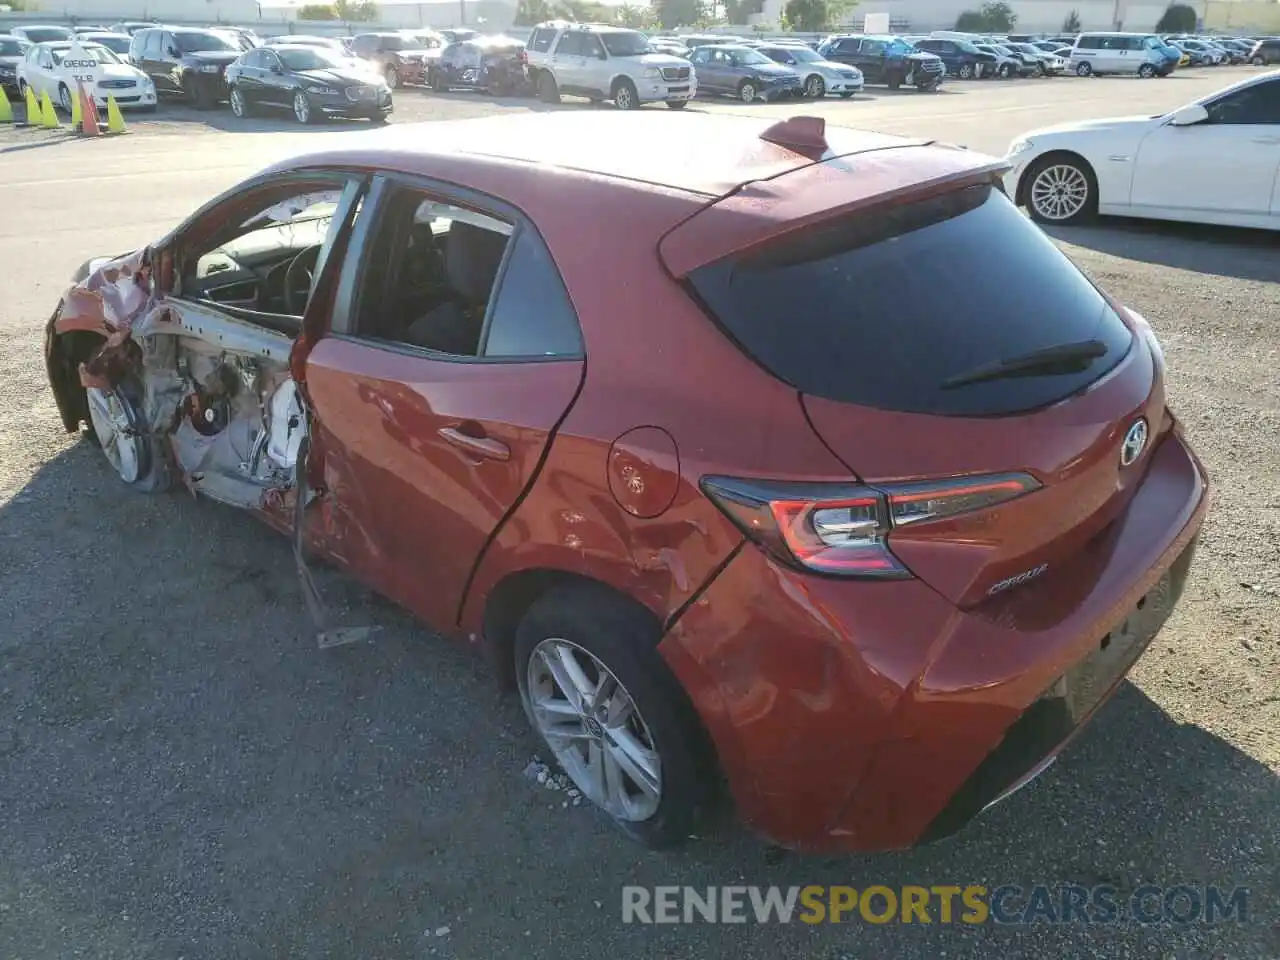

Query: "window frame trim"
(328, 172), (585, 365)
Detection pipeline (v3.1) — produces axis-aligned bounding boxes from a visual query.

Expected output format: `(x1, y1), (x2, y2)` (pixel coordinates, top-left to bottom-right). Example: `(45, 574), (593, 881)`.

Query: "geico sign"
(62, 59), (100, 69)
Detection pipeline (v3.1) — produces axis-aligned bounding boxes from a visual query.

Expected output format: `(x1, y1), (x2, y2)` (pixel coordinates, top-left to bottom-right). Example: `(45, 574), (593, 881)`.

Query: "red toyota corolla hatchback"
(44, 112), (1207, 853)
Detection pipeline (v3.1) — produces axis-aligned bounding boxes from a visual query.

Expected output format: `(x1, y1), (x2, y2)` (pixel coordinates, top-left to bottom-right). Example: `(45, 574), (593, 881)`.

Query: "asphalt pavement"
(0, 69), (1276, 959)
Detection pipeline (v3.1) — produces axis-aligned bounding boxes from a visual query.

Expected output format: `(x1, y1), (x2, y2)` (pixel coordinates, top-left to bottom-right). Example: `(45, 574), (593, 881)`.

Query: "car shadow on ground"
(1046, 220), (1280, 284)
(0, 436), (1275, 957)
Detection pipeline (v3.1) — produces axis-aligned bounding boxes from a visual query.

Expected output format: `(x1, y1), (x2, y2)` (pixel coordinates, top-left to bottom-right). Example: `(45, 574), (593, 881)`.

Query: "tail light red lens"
(701, 472), (1040, 578)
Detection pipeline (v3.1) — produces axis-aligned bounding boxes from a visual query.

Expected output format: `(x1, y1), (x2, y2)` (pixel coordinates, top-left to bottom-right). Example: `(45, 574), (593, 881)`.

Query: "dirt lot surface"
(0, 68), (1276, 959)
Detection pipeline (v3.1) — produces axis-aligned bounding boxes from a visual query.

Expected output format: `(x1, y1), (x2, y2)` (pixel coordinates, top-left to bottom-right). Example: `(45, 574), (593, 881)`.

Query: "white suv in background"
(525, 21), (696, 110)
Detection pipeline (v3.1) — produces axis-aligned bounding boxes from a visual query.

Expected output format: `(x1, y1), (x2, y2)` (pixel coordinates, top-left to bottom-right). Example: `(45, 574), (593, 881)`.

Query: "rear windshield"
(686, 184), (1134, 417)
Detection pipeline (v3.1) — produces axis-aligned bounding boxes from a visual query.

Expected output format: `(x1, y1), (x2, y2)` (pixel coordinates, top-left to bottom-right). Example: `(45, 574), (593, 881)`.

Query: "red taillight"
(701, 473), (1040, 578)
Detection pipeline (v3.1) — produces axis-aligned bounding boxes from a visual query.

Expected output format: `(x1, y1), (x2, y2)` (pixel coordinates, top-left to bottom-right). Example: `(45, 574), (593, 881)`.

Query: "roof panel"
(340, 113), (927, 197)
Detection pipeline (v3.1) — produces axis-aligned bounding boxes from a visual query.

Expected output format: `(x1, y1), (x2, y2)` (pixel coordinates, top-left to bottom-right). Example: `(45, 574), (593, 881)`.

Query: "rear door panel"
(303, 346), (583, 630)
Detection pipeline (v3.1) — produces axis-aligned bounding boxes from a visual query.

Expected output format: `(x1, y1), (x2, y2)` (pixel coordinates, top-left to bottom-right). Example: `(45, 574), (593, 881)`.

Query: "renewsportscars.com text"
(621, 884), (1249, 925)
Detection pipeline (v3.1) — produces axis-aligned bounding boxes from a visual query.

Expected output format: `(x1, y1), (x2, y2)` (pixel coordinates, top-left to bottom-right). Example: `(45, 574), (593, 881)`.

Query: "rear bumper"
(660, 430), (1208, 852)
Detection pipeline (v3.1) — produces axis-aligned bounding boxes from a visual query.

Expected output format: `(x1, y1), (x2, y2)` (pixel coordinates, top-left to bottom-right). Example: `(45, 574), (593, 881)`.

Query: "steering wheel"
(284, 244), (324, 316)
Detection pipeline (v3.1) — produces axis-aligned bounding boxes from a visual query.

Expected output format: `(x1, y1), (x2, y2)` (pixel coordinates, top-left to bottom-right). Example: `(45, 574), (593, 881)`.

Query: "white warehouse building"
(755, 0), (1213, 32)
(1, 0), (516, 30)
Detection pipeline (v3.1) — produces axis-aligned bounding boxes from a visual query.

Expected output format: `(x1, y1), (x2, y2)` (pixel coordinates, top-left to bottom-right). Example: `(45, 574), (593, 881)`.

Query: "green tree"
(514, 0), (550, 23)
(784, 0), (828, 30)
(1155, 3), (1196, 32)
(955, 0), (1016, 31)
(826, 0), (857, 27)
(653, 0), (704, 28)
(298, 3), (339, 19)
(335, 0), (379, 20)
(616, 3), (658, 27)
(1062, 8), (1081, 31)
(726, 0), (764, 25)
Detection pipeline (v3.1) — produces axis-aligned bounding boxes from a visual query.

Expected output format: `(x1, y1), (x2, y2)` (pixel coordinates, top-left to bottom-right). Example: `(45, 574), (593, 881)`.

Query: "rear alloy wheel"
(515, 586), (710, 848)
(805, 73), (825, 97)
(958, 62), (975, 79)
(229, 85), (249, 117)
(293, 90), (314, 124)
(1075, 61), (1092, 76)
(1138, 62), (1157, 78)
(1000, 62), (1015, 78)
(1033, 62), (1045, 77)
(613, 78), (639, 110)
(1251, 55), (1265, 66)
(1026, 155), (1097, 225)
(384, 65), (399, 89)
(738, 79), (758, 102)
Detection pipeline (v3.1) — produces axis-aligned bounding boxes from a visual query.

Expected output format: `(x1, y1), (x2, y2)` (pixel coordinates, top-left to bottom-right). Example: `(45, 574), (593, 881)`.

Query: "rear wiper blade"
(940, 339), (1109, 390)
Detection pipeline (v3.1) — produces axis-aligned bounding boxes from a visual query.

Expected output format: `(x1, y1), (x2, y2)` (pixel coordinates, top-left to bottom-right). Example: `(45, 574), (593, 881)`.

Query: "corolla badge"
(1120, 418), (1149, 467)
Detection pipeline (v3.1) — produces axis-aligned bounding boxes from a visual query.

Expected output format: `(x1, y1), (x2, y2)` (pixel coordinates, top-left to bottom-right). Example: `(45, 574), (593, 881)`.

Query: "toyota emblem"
(1120, 418), (1149, 467)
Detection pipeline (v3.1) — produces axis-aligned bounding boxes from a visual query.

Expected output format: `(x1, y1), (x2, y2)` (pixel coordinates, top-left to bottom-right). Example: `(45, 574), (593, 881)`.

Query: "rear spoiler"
(657, 135), (1010, 279)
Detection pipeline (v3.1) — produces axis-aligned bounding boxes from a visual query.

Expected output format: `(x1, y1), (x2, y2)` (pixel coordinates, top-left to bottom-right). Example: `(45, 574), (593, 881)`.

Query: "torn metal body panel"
(47, 249), (306, 512)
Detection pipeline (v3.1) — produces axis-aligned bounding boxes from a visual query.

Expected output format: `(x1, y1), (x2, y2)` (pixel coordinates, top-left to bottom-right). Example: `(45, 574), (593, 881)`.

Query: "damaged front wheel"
(85, 378), (170, 493)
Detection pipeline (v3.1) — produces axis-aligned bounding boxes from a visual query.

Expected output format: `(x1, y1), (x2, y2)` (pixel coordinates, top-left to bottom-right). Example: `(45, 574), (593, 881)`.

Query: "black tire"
(58, 83), (73, 115)
(1022, 153), (1098, 227)
(431, 70), (445, 92)
(538, 70), (560, 104)
(665, 99), (688, 109)
(737, 79), (758, 102)
(1075, 60), (1092, 77)
(1251, 55), (1264, 66)
(958, 62), (975, 79)
(185, 74), (213, 110)
(384, 65), (400, 89)
(612, 77), (640, 110)
(887, 70), (902, 90)
(514, 585), (712, 849)
(804, 73), (825, 97)
(1000, 63), (1015, 78)
(229, 84), (251, 117)
(1033, 62), (1045, 77)
(1138, 63), (1157, 78)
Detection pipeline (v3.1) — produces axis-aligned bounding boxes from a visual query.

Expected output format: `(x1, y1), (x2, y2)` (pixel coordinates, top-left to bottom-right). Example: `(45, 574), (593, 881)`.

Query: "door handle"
(438, 426), (510, 461)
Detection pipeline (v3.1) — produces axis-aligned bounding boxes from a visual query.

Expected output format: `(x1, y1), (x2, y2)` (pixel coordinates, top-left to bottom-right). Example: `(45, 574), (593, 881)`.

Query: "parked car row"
(4, 19), (1274, 119)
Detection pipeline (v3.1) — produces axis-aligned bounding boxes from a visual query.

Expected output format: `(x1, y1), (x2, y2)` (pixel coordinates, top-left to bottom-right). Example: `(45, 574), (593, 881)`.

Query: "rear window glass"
(685, 184), (1134, 417)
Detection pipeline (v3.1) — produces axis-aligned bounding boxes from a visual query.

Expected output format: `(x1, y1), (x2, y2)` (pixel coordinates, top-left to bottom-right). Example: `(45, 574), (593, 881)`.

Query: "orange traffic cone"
(83, 89), (102, 136)
(77, 83), (100, 136)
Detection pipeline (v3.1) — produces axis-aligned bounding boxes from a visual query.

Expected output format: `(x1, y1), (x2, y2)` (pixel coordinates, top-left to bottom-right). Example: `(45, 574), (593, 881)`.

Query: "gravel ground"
(0, 72), (1276, 959)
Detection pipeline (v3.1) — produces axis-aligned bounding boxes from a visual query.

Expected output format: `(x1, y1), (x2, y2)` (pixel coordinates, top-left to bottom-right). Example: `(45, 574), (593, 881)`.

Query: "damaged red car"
(43, 112), (1208, 853)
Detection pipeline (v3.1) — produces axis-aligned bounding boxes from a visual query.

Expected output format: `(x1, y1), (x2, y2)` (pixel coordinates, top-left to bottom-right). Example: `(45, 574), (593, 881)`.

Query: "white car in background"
(17, 40), (157, 113)
(1004, 69), (1280, 230)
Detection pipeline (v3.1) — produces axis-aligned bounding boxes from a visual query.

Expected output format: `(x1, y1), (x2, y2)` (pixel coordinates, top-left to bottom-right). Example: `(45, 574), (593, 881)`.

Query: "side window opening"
(176, 178), (361, 332)
(351, 185), (583, 361)
(354, 189), (513, 357)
